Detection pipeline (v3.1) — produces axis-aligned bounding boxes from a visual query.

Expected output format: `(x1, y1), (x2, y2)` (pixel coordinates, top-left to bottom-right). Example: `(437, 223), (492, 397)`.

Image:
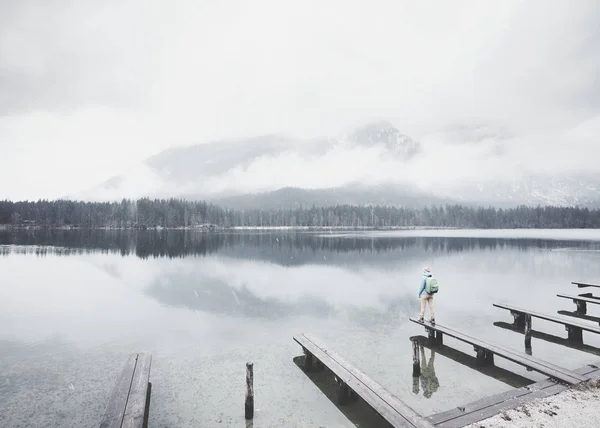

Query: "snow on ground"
(465, 379), (600, 428)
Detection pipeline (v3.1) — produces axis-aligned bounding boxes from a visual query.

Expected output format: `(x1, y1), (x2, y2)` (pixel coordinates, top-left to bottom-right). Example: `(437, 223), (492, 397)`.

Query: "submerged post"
(245, 362), (254, 420)
(412, 339), (421, 377)
(524, 314), (532, 349)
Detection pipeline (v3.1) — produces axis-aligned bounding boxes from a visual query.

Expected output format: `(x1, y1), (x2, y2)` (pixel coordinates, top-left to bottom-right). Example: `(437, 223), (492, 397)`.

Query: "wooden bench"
(493, 303), (600, 342)
(294, 333), (434, 428)
(557, 293), (600, 315)
(100, 353), (152, 428)
(409, 317), (587, 385)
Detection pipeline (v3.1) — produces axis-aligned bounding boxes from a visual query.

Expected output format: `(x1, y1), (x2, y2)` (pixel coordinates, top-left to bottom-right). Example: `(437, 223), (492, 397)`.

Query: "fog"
(1, 0), (598, 200)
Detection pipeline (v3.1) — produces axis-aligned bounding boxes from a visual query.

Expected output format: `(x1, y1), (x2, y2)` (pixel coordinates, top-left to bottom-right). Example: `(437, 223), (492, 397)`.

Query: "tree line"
(1, 198), (599, 229)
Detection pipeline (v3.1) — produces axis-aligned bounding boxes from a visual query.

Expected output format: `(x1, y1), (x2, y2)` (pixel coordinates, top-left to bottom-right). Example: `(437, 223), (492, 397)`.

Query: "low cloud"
(1, 0), (599, 200)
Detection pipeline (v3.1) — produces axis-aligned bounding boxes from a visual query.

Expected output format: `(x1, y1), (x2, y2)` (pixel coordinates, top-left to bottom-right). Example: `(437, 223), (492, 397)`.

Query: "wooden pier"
(557, 293), (600, 316)
(294, 333), (435, 428)
(493, 303), (600, 342)
(426, 362), (600, 428)
(408, 317), (587, 384)
(291, 279), (600, 428)
(100, 353), (152, 428)
(410, 335), (533, 388)
(572, 281), (600, 289)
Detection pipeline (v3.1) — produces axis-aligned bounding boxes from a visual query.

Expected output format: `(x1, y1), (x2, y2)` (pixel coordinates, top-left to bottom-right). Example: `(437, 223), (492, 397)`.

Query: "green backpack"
(425, 277), (439, 294)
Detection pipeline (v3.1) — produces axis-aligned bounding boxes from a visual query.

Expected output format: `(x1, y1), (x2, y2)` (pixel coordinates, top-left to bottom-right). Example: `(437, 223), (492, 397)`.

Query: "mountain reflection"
(144, 269), (417, 322)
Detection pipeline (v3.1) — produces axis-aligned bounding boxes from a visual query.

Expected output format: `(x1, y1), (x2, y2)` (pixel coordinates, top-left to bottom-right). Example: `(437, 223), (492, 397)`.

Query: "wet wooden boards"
(294, 333), (434, 428)
(409, 318), (587, 384)
(572, 281), (600, 289)
(493, 302), (600, 341)
(100, 353), (152, 428)
(557, 293), (600, 315)
(427, 362), (600, 428)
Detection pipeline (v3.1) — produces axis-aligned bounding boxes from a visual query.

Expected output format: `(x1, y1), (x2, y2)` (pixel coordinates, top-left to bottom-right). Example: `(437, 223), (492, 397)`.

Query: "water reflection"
(2, 229), (600, 427)
(2, 229), (600, 265)
(412, 345), (440, 399)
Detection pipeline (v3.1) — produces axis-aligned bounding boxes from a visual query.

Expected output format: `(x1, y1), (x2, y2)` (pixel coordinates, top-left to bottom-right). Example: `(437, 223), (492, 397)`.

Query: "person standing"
(418, 267), (436, 324)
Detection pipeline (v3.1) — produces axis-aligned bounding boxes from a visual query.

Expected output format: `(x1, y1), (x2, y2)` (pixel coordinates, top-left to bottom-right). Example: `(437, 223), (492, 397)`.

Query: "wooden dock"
(290, 278), (600, 428)
(294, 333), (435, 428)
(100, 353), (152, 428)
(426, 362), (600, 428)
(410, 335), (533, 388)
(572, 281), (600, 289)
(557, 293), (600, 315)
(408, 317), (587, 384)
(493, 302), (600, 342)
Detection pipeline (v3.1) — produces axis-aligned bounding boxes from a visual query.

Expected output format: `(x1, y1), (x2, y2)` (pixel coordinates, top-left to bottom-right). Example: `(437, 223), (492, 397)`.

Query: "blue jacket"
(419, 276), (432, 297)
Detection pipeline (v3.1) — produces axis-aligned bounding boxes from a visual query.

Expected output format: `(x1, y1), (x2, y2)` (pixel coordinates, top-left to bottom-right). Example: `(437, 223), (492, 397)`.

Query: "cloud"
(0, 0), (599, 200)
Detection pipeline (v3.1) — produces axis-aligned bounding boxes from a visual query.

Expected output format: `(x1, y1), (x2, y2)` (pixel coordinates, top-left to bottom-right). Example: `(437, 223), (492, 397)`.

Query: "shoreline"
(465, 379), (600, 428)
(0, 225), (457, 231)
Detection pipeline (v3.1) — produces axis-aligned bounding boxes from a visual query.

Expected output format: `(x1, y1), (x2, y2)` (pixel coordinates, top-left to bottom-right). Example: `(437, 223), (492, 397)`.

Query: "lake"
(1, 228), (600, 427)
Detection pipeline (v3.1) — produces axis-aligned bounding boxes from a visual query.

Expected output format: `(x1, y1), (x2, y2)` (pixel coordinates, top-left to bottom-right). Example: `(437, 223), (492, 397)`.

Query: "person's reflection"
(412, 344), (440, 398)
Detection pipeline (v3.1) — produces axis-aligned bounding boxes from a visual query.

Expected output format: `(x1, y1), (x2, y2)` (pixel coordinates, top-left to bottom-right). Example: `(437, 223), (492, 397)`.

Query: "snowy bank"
(465, 379), (600, 428)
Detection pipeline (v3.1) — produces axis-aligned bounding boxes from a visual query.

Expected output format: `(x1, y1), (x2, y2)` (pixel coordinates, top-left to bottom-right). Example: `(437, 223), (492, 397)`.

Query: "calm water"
(1, 229), (600, 427)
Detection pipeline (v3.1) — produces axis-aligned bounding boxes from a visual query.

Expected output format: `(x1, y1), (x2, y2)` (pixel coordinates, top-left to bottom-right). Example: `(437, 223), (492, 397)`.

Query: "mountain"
(211, 183), (455, 210)
(77, 121), (600, 209)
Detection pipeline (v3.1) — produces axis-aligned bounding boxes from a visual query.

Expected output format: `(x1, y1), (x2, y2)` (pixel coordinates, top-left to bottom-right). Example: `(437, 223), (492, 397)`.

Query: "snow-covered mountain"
(76, 121), (600, 208)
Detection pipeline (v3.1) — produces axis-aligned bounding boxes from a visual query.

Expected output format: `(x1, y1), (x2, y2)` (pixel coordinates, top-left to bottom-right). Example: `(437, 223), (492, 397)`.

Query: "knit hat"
(423, 267), (432, 276)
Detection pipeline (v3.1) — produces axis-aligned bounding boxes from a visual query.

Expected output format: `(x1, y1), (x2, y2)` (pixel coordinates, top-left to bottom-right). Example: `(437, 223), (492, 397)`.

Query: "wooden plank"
(294, 334), (434, 428)
(427, 379), (557, 425)
(410, 318), (586, 383)
(100, 354), (138, 428)
(558, 310), (600, 325)
(303, 334), (435, 428)
(412, 318), (588, 383)
(494, 321), (600, 356)
(557, 293), (600, 305)
(410, 335), (534, 388)
(572, 281), (600, 288)
(493, 303), (600, 334)
(121, 353), (152, 428)
(428, 363), (600, 427)
(409, 318), (587, 384)
(295, 335), (417, 427)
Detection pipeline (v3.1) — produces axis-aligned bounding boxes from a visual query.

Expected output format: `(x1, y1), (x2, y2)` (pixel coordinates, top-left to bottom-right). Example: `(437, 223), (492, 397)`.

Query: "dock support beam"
(334, 376), (350, 405)
(575, 299), (587, 315)
(412, 339), (421, 377)
(512, 311), (526, 329)
(566, 325), (583, 343)
(427, 328), (443, 346)
(474, 347), (494, 366)
(303, 347), (313, 371)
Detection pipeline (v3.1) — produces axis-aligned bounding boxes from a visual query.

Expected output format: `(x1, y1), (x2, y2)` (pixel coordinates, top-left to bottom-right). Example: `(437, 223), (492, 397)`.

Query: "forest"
(1, 198), (599, 229)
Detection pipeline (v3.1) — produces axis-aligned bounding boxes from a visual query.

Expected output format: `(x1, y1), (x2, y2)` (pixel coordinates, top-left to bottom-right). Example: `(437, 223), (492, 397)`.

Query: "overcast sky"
(1, 0), (599, 200)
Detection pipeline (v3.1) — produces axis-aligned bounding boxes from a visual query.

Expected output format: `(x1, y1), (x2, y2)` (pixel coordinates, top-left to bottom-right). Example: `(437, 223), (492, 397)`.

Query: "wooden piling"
(245, 362), (254, 420)
(524, 314), (532, 349)
(412, 339), (421, 377)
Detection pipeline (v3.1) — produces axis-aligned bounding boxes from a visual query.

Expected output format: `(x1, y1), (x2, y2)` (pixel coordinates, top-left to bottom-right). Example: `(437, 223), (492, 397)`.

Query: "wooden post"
(245, 362), (254, 420)
(337, 379), (349, 405)
(303, 348), (313, 371)
(412, 340), (421, 377)
(524, 314), (532, 349)
(566, 325), (583, 343)
(575, 299), (587, 315)
(512, 311), (526, 329)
